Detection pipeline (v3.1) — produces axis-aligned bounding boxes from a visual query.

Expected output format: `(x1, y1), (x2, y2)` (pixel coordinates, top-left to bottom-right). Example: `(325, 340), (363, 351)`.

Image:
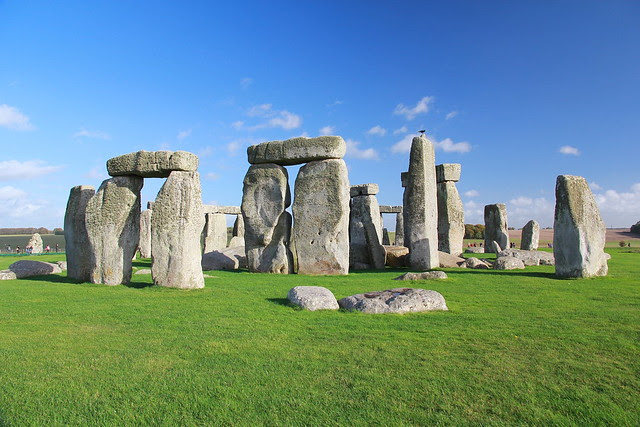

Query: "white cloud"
(366, 125), (387, 136)
(463, 200), (484, 224)
(0, 104), (34, 131)
(0, 160), (63, 181)
(268, 110), (301, 130)
(231, 120), (244, 130)
(393, 126), (408, 135)
(247, 104), (272, 117)
(595, 183), (640, 227)
(559, 145), (580, 156)
(391, 134), (414, 153)
(393, 96), (434, 120)
(177, 129), (192, 140)
(391, 134), (472, 154)
(507, 196), (555, 228)
(74, 128), (111, 140)
(590, 182), (602, 191)
(327, 100), (343, 107)
(205, 172), (220, 181)
(464, 190), (479, 197)
(0, 186), (44, 220)
(240, 77), (253, 90)
(319, 126), (335, 135)
(226, 140), (242, 155)
(445, 111), (458, 120)
(244, 104), (302, 130)
(346, 139), (379, 160)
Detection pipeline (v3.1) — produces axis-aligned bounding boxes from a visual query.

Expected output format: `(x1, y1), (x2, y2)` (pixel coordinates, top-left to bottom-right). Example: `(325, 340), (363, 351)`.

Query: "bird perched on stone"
(418, 130), (426, 136)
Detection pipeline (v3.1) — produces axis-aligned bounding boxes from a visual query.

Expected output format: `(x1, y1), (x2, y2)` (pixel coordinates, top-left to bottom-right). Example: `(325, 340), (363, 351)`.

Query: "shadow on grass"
(267, 298), (292, 307)
(122, 281), (154, 289)
(449, 269), (558, 279)
(23, 273), (155, 288)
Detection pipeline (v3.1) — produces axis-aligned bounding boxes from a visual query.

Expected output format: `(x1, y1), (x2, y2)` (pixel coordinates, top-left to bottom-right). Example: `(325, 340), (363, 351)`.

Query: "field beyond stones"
(0, 250), (638, 425)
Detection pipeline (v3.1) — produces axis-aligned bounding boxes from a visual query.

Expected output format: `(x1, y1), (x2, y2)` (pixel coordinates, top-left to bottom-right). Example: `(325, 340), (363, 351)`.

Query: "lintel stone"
(436, 163), (461, 183)
(247, 136), (346, 166)
(350, 183), (379, 197)
(107, 150), (198, 178)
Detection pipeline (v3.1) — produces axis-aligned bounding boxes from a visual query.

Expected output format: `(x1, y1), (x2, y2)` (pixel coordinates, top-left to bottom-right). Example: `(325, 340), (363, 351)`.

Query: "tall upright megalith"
(404, 136), (439, 270)
(349, 184), (385, 270)
(203, 213), (228, 253)
(86, 176), (143, 285)
(520, 220), (540, 251)
(241, 164), (293, 273)
(139, 207), (152, 258)
(553, 175), (608, 278)
(292, 159), (350, 275)
(152, 171), (205, 289)
(436, 163), (464, 256)
(484, 203), (509, 252)
(64, 185), (95, 281)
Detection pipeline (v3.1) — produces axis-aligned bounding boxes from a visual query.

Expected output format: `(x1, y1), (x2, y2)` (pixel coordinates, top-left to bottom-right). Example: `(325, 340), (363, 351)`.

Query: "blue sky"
(1, 1), (639, 229)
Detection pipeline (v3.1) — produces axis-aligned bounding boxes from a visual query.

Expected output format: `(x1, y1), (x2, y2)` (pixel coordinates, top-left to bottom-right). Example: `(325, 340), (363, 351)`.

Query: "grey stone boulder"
(520, 220), (540, 251)
(338, 288), (448, 314)
(553, 175), (608, 278)
(465, 247), (484, 254)
(385, 245), (408, 267)
(247, 136), (346, 166)
(27, 233), (43, 254)
(349, 190), (385, 270)
(484, 204), (509, 252)
(151, 171), (205, 289)
(487, 240), (502, 254)
(107, 150), (198, 178)
(228, 236), (244, 248)
(464, 257), (490, 269)
(0, 270), (17, 280)
(86, 176), (143, 285)
(498, 249), (554, 266)
(287, 286), (339, 311)
(64, 185), (95, 281)
(438, 251), (466, 268)
(393, 271), (448, 281)
(8, 260), (62, 278)
(292, 159), (350, 275)
(202, 246), (247, 271)
(494, 257), (526, 270)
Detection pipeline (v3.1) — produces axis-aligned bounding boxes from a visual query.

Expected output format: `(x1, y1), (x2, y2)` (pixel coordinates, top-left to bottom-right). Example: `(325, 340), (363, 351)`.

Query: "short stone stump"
(394, 271), (448, 281)
(338, 288), (448, 314)
(287, 286), (339, 311)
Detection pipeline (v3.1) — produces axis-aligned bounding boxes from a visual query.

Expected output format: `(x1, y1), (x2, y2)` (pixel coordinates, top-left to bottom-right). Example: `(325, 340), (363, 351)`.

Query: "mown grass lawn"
(0, 249), (638, 425)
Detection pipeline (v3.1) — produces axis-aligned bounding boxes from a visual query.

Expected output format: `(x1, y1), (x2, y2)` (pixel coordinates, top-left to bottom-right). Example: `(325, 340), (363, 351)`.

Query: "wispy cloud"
(244, 104), (302, 130)
(594, 183), (640, 227)
(393, 126), (408, 135)
(366, 125), (387, 136)
(240, 77), (253, 90)
(197, 146), (214, 158)
(205, 172), (220, 180)
(559, 145), (580, 156)
(0, 186), (43, 218)
(0, 104), (34, 131)
(231, 121), (244, 130)
(590, 182), (602, 191)
(177, 129), (192, 140)
(74, 128), (111, 140)
(319, 126), (335, 135)
(346, 139), (379, 160)
(464, 190), (479, 197)
(445, 111), (458, 120)
(393, 96), (434, 120)
(326, 100), (343, 108)
(0, 160), (63, 180)
(391, 134), (471, 154)
(507, 196), (555, 227)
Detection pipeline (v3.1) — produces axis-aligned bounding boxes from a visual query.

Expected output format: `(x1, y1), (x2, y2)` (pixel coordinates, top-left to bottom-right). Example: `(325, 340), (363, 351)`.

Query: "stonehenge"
(553, 175), (608, 278)
(107, 150), (198, 178)
(349, 184), (385, 270)
(139, 207), (152, 258)
(484, 203), (509, 253)
(64, 185), (95, 281)
(436, 164), (464, 256)
(520, 220), (540, 251)
(203, 213), (227, 253)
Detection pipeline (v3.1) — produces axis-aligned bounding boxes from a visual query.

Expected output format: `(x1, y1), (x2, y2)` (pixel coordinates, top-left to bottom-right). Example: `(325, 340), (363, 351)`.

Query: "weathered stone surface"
(202, 246), (247, 271)
(487, 240), (502, 254)
(227, 236), (243, 248)
(8, 260), (62, 278)
(438, 251), (465, 268)
(401, 172), (409, 188)
(287, 286), (339, 311)
(484, 204), (509, 251)
(404, 136), (439, 270)
(64, 185), (95, 281)
(292, 159), (350, 275)
(350, 183), (379, 197)
(385, 245), (408, 267)
(203, 213), (227, 253)
(394, 211), (404, 246)
(86, 176), (143, 285)
(382, 228), (391, 245)
(338, 288), (448, 314)
(56, 261), (67, 271)
(107, 150), (198, 178)
(139, 209), (152, 258)
(248, 136), (346, 166)
(437, 181), (464, 256)
(465, 257), (489, 269)
(203, 205), (242, 215)
(379, 205), (403, 214)
(349, 193), (385, 270)
(435, 163), (461, 183)
(152, 171), (204, 289)
(494, 257), (525, 270)
(553, 175), (608, 278)
(0, 270), (17, 280)
(465, 247), (484, 254)
(394, 271), (448, 281)
(521, 220), (540, 251)
(232, 214), (245, 237)
(242, 164), (293, 273)
(26, 233), (43, 254)
(498, 248), (554, 266)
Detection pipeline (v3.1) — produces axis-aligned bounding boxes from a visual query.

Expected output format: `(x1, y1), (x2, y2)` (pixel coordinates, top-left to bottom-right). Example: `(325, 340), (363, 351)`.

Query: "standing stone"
(553, 175), (608, 278)
(152, 171), (205, 289)
(139, 209), (152, 258)
(394, 210), (404, 246)
(229, 214), (245, 247)
(64, 185), (95, 281)
(86, 176), (143, 285)
(242, 164), (293, 273)
(27, 233), (44, 254)
(382, 228), (391, 245)
(404, 136), (439, 270)
(203, 213), (228, 253)
(484, 204), (509, 252)
(436, 180), (464, 256)
(292, 159), (350, 275)
(349, 185), (385, 270)
(520, 220), (540, 251)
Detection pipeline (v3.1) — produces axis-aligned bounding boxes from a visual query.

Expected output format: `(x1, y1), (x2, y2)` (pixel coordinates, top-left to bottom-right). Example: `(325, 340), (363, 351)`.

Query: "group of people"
(4, 244), (58, 254)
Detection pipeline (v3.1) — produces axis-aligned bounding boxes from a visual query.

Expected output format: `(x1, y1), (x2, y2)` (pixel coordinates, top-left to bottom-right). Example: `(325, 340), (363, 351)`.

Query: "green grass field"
(0, 249), (638, 424)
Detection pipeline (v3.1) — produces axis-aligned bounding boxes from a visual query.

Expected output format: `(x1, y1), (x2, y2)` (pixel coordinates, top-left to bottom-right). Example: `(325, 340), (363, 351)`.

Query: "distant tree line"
(0, 227), (62, 235)
(464, 224), (485, 239)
